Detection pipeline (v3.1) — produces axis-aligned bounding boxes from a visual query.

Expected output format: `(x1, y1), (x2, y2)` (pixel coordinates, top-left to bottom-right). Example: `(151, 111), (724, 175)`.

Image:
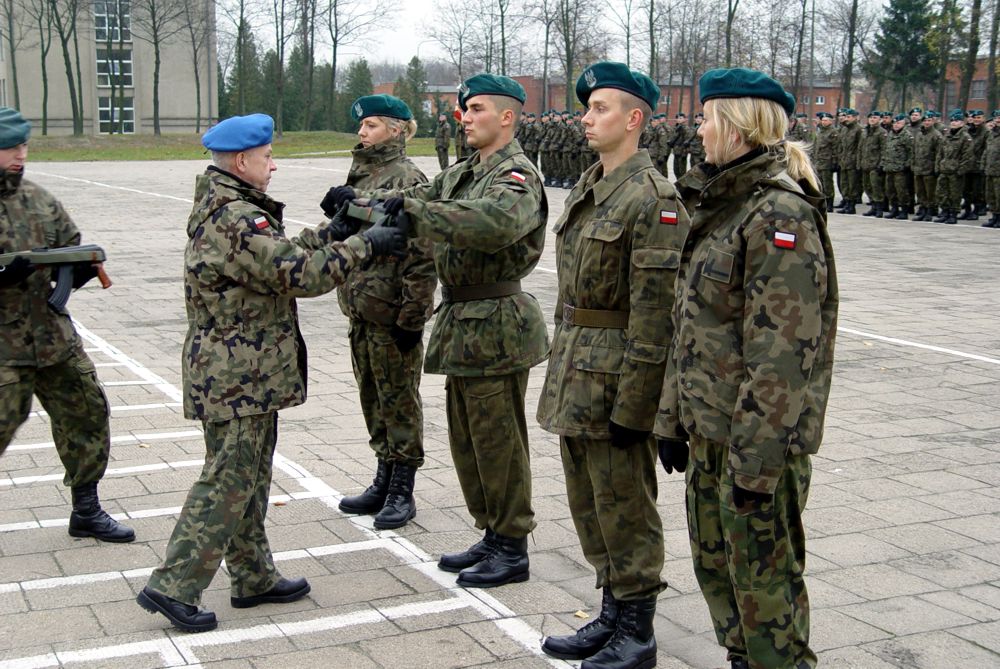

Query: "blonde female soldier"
(653, 69), (838, 669)
(320, 95), (436, 529)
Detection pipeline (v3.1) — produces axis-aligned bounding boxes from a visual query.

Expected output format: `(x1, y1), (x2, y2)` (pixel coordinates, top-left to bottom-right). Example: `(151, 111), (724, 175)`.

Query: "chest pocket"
(631, 247), (680, 307)
(582, 219), (626, 285)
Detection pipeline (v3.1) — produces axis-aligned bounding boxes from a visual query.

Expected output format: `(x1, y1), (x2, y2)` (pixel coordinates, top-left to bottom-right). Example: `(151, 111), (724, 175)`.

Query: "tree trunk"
(647, 0), (655, 80)
(541, 20), (550, 112)
(957, 0), (983, 112)
(5, 0), (19, 109)
(989, 0), (1000, 113)
(153, 39), (162, 135)
(936, 0), (957, 112)
(725, 0), (739, 67)
(71, 9), (84, 134)
(37, 8), (51, 134)
(840, 0), (858, 108)
(51, 2), (81, 136)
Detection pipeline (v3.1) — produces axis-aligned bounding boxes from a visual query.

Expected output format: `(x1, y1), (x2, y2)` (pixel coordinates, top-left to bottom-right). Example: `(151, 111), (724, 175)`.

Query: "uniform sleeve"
(610, 191), (690, 432)
(218, 207), (371, 298)
(961, 136), (975, 173)
(405, 170), (544, 253)
(47, 192), (82, 248)
(396, 237), (437, 331)
(365, 169), (445, 206)
(728, 204), (829, 494)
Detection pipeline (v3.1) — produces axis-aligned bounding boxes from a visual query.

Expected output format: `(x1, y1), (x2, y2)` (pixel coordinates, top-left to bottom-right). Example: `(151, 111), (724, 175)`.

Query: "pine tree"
(339, 59), (375, 132)
(870, 0), (937, 109)
(395, 57), (429, 136)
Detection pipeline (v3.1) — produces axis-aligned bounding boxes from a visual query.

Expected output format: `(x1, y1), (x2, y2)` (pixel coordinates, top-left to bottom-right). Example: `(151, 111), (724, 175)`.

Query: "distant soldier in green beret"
(884, 114), (914, 219)
(812, 112), (839, 211)
(961, 110), (987, 220)
(913, 112), (942, 220)
(835, 108), (862, 214)
(671, 112), (691, 178)
(435, 112), (451, 170)
(935, 110), (975, 224)
(0, 107), (135, 545)
(860, 111), (886, 217)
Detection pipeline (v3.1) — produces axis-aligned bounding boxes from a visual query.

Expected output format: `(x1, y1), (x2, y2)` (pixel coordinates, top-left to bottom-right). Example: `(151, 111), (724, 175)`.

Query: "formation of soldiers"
(802, 106), (1000, 227)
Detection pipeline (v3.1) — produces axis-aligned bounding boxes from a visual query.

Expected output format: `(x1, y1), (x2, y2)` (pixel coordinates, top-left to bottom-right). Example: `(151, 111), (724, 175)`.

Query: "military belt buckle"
(563, 304), (575, 325)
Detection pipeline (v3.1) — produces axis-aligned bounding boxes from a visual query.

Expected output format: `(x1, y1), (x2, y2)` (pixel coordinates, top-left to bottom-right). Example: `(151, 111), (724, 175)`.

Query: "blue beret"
(949, 109), (965, 121)
(698, 67), (795, 116)
(202, 114), (273, 152)
(458, 74), (526, 111)
(0, 107), (31, 149)
(351, 95), (412, 122)
(576, 61), (660, 111)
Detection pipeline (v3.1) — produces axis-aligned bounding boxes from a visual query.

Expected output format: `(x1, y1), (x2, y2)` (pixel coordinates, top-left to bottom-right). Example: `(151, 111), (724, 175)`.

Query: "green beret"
(844, 108), (858, 116)
(698, 67), (795, 116)
(909, 107), (923, 115)
(893, 113), (907, 122)
(202, 114), (273, 151)
(867, 111), (880, 118)
(795, 112), (807, 118)
(969, 109), (984, 117)
(458, 73), (526, 112)
(0, 107), (31, 149)
(576, 61), (660, 110)
(351, 95), (412, 122)
(926, 111), (939, 119)
(676, 112), (687, 118)
(527, 112), (535, 118)
(993, 110), (1000, 118)
(816, 112), (833, 119)
(949, 109), (965, 121)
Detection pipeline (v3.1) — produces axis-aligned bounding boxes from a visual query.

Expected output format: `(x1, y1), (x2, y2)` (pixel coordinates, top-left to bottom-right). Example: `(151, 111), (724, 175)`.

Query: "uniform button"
(685, 381), (693, 390)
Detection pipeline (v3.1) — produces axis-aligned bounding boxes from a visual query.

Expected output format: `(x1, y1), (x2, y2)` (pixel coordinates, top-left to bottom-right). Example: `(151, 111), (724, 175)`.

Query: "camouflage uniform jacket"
(671, 125), (691, 156)
(912, 126), (942, 175)
(983, 126), (1000, 176)
(837, 121), (863, 169)
(338, 139), (436, 330)
(183, 167), (372, 420)
(538, 122), (552, 151)
(687, 129), (706, 165)
(936, 128), (974, 174)
(536, 150), (690, 438)
(0, 173), (83, 367)
(369, 139), (549, 377)
(882, 129), (913, 172)
(812, 125), (839, 170)
(967, 125), (987, 174)
(860, 125), (886, 171)
(786, 124), (812, 144)
(654, 151), (839, 494)
(523, 123), (539, 153)
(435, 121), (451, 149)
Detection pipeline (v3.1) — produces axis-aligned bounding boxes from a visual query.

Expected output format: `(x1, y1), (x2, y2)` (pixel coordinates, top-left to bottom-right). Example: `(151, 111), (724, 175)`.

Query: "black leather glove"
(323, 203), (361, 242)
(320, 186), (357, 217)
(608, 421), (650, 449)
(72, 263), (99, 289)
(0, 256), (35, 288)
(381, 197), (405, 217)
(360, 225), (406, 258)
(393, 211), (413, 238)
(390, 324), (423, 353)
(656, 438), (689, 474)
(733, 485), (773, 510)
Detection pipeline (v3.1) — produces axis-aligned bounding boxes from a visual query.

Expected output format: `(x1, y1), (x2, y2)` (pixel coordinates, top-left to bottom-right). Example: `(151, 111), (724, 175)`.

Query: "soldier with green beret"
(786, 112), (811, 143)
(983, 110), (1000, 227)
(523, 113), (540, 167)
(327, 73), (548, 588)
(435, 112), (451, 170)
(835, 108), (862, 214)
(655, 67), (838, 669)
(537, 61), (690, 669)
(138, 113), (406, 632)
(671, 112), (691, 178)
(960, 109), (987, 220)
(325, 95), (436, 530)
(935, 110), (975, 224)
(860, 111), (887, 217)
(0, 106), (135, 545)
(913, 112), (942, 220)
(688, 112), (707, 165)
(655, 114), (676, 178)
(884, 114), (914, 219)
(812, 112), (839, 211)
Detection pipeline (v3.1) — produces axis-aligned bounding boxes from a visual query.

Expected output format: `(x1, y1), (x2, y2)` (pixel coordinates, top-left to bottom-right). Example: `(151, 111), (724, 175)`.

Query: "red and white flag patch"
(254, 216), (269, 230)
(510, 171), (527, 183)
(660, 210), (678, 225)
(773, 230), (796, 249)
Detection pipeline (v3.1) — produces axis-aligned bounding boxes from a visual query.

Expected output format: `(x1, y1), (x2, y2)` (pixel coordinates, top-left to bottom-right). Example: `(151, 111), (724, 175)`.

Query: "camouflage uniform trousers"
(862, 170), (885, 204)
(146, 413), (281, 606)
(349, 321), (425, 468)
(436, 147), (450, 171)
(937, 173), (964, 210)
(840, 168), (862, 201)
(988, 176), (1000, 212)
(673, 154), (688, 180)
(818, 170), (835, 205)
(445, 371), (535, 538)
(686, 434), (816, 669)
(885, 171), (912, 209)
(560, 436), (666, 601)
(964, 172), (987, 207)
(915, 175), (938, 210)
(0, 347), (110, 487)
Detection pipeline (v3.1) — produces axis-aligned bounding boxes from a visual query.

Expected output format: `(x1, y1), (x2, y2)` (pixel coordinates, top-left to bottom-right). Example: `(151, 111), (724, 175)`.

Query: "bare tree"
(989, 0), (999, 112)
(724, 0), (739, 66)
(428, 0), (477, 78)
(297, 0), (318, 127)
(526, 0), (558, 110)
(48, 0), (85, 135)
(321, 0), (392, 129)
(265, 0), (294, 133)
(840, 0), (858, 106)
(606, 0), (636, 67)
(554, 0), (601, 108)
(179, 0), (213, 131)
(132, 0), (186, 134)
(957, 0), (982, 111)
(1, 0), (27, 108)
(21, 0), (54, 131)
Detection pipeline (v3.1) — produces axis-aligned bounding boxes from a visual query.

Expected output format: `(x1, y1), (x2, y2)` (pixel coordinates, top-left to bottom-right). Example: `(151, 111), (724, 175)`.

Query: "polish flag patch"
(660, 210), (678, 225)
(254, 216), (269, 230)
(510, 171), (527, 183)
(773, 230), (797, 249)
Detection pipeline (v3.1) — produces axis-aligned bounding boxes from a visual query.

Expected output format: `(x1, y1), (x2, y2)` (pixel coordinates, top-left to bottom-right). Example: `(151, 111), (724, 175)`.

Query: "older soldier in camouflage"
(655, 68), (838, 669)
(860, 111), (886, 217)
(982, 111), (1000, 228)
(435, 113), (451, 171)
(0, 107), (134, 544)
(935, 110), (975, 224)
(812, 113), (838, 211)
(912, 113), (942, 221)
(835, 108), (862, 214)
(884, 114), (914, 219)
(324, 95), (436, 530)
(333, 74), (549, 589)
(137, 113), (405, 633)
(537, 62), (690, 669)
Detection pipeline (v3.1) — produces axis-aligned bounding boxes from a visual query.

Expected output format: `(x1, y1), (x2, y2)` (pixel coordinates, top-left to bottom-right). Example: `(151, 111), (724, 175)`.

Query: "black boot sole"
(373, 507), (416, 530)
(541, 639), (609, 661)
(68, 527), (136, 543)
(456, 570), (529, 588)
(231, 582), (311, 609)
(137, 591), (218, 632)
(337, 499), (386, 515)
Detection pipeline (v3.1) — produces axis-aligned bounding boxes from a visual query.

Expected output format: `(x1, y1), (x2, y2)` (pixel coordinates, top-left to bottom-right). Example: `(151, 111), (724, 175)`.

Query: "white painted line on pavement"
(7, 429), (203, 452)
(839, 326), (1000, 366)
(94, 362), (126, 368)
(29, 402), (183, 420)
(100, 379), (159, 387)
(74, 320), (185, 402)
(0, 459), (204, 487)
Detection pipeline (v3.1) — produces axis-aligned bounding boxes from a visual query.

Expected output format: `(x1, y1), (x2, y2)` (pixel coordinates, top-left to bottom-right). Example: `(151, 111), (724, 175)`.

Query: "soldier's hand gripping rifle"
(344, 201), (409, 259)
(0, 244), (112, 309)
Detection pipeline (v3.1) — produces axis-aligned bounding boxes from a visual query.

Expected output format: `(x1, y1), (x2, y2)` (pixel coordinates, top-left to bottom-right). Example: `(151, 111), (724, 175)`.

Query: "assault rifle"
(0, 244), (112, 309)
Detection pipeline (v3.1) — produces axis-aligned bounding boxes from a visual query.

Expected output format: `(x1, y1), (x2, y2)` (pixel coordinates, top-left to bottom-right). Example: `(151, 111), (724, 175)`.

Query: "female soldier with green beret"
(323, 94), (436, 529)
(654, 68), (838, 669)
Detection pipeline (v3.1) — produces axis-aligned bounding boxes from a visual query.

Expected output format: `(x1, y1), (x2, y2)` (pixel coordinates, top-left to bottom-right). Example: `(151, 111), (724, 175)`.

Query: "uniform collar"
(0, 168), (23, 198)
(350, 136), (406, 168)
(469, 139), (523, 180)
(583, 149), (655, 206)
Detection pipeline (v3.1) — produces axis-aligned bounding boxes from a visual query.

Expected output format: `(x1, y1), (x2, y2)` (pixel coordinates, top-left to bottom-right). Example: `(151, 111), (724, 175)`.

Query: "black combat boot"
(844, 199), (857, 214)
(886, 204), (898, 219)
(137, 586), (217, 632)
(873, 202), (884, 218)
(985, 213), (1000, 228)
(338, 459), (392, 515)
(862, 201), (878, 216)
(581, 597), (658, 669)
(68, 482), (135, 542)
(826, 199), (834, 213)
(959, 203), (975, 220)
(373, 462), (416, 529)
(895, 205), (908, 220)
(542, 587), (620, 660)
(934, 208), (950, 223)
(731, 658), (751, 669)
(946, 209), (958, 224)
(438, 529), (496, 572)
(231, 576), (311, 608)
(456, 533), (529, 588)
(913, 205), (926, 221)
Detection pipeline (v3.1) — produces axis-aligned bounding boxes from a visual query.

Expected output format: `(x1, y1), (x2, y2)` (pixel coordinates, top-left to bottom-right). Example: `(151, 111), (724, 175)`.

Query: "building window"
(94, 1), (131, 42)
(971, 80), (986, 100)
(945, 81), (957, 108)
(99, 96), (134, 133)
(96, 49), (133, 88)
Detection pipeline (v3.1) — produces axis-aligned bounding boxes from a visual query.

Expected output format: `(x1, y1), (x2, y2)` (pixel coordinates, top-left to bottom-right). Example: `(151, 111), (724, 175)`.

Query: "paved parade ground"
(1, 156), (999, 669)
